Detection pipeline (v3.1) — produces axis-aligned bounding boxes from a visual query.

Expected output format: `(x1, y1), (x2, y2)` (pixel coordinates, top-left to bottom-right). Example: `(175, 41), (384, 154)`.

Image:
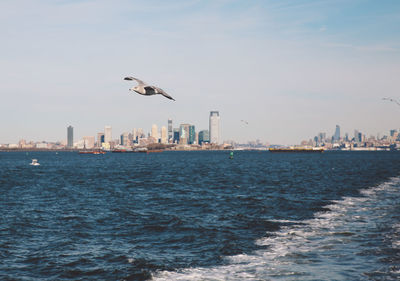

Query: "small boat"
(30, 159), (40, 166)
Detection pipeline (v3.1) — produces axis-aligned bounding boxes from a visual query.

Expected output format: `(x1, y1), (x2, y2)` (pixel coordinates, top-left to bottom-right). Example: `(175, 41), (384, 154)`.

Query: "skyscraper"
(334, 125), (340, 142)
(209, 111), (220, 144)
(67, 125), (73, 148)
(173, 128), (180, 143)
(161, 126), (167, 144)
(97, 132), (104, 147)
(198, 130), (209, 144)
(104, 126), (112, 143)
(151, 124), (159, 140)
(132, 128), (137, 143)
(168, 119), (173, 143)
(120, 132), (129, 146)
(189, 125), (195, 144)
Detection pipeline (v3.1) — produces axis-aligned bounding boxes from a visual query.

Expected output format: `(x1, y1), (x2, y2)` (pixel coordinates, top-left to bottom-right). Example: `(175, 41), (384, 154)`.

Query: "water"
(0, 151), (399, 280)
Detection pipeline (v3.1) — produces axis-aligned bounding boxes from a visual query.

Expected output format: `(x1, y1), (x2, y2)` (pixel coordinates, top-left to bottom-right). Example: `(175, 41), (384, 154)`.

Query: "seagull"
(241, 120), (249, 125)
(382, 97), (400, 106)
(124, 76), (175, 101)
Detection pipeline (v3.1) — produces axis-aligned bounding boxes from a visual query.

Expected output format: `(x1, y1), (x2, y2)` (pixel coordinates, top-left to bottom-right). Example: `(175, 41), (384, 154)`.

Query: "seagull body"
(124, 77), (175, 101)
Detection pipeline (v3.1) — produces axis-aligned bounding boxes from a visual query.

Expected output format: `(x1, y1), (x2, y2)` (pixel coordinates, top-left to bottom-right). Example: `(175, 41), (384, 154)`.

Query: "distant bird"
(241, 120), (249, 125)
(124, 76), (175, 101)
(382, 97), (400, 106)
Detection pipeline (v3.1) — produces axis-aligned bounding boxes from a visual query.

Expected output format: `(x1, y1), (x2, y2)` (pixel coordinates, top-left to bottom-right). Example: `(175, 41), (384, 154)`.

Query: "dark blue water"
(0, 151), (399, 280)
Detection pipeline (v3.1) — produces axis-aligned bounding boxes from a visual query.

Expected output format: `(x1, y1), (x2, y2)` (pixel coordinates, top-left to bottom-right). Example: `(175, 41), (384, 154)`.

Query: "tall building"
(120, 132), (129, 146)
(97, 132), (104, 147)
(151, 124), (159, 140)
(189, 125), (196, 144)
(173, 128), (180, 143)
(67, 125), (73, 148)
(198, 130), (209, 144)
(334, 125), (340, 142)
(209, 111), (220, 144)
(132, 128), (137, 143)
(137, 128), (144, 139)
(168, 119), (173, 143)
(104, 126), (112, 143)
(161, 126), (167, 144)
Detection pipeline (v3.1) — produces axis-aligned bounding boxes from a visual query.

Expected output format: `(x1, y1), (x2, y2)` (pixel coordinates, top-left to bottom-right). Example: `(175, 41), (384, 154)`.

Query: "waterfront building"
(334, 125), (340, 142)
(97, 133), (104, 147)
(151, 124), (159, 140)
(120, 132), (129, 146)
(173, 128), (180, 143)
(209, 111), (220, 144)
(67, 125), (74, 148)
(189, 125), (196, 144)
(132, 128), (137, 143)
(83, 136), (95, 149)
(161, 126), (167, 144)
(168, 119), (173, 143)
(198, 130), (210, 145)
(104, 126), (112, 143)
(318, 132), (326, 143)
(137, 128), (144, 139)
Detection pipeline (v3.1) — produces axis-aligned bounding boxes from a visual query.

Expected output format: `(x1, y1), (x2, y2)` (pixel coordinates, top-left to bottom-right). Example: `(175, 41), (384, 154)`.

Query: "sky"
(1, 0), (400, 145)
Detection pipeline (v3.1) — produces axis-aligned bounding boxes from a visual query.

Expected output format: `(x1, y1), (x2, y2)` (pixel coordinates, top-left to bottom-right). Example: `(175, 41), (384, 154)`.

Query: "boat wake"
(152, 177), (400, 280)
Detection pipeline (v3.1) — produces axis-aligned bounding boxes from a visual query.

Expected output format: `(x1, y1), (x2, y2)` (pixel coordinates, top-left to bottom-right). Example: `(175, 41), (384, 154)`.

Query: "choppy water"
(0, 151), (399, 280)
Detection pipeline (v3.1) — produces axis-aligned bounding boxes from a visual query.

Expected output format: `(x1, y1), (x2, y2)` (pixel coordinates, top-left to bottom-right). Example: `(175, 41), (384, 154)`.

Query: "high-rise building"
(189, 125), (196, 144)
(132, 128), (137, 143)
(97, 132), (104, 147)
(209, 111), (220, 144)
(137, 128), (144, 139)
(67, 125), (73, 148)
(104, 126), (112, 143)
(334, 125), (340, 142)
(198, 130), (209, 144)
(168, 119), (173, 143)
(151, 124), (159, 140)
(120, 132), (129, 146)
(173, 128), (180, 143)
(161, 126), (167, 144)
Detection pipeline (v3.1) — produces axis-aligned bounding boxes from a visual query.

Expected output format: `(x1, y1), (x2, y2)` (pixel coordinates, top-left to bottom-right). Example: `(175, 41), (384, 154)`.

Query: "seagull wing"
(154, 86), (175, 101)
(124, 76), (146, 86)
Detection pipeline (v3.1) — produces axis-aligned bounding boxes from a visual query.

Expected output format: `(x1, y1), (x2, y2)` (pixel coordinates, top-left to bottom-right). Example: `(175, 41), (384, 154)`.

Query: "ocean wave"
(152, 177), (400, 280)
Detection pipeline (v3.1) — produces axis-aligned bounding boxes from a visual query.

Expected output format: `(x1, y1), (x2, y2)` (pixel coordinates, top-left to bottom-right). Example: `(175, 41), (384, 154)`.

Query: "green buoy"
(229, 151), (234, 159)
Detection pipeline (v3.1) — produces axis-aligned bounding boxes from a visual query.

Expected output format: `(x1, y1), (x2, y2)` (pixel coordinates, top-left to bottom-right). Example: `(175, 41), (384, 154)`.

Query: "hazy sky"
(1, 0), (400, 144)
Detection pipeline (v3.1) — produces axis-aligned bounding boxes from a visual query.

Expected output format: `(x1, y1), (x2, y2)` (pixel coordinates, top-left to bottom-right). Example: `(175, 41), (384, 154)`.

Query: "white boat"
(30, 159), (40, 166)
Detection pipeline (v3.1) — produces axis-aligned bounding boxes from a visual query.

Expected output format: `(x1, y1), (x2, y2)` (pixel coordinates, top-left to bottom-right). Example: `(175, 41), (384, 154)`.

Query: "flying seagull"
(382, 97), (400, 106)
(124, 76), (175, 101)
(241, 120), (249, 125)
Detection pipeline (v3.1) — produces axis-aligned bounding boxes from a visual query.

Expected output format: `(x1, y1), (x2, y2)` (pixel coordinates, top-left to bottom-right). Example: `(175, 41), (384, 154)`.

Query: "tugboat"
(30, 159), (40, 166)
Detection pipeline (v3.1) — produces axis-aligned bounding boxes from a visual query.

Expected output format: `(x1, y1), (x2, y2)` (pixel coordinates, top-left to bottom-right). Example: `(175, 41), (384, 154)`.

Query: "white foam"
(152, 177), (400, 280)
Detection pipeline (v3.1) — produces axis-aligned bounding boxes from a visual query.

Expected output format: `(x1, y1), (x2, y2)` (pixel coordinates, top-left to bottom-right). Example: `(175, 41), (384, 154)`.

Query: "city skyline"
(1, 1), (400, 144)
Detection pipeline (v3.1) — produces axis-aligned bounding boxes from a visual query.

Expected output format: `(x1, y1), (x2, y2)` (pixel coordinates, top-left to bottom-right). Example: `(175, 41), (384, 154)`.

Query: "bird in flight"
(382, 97), (400, 106)
(241, 120), (249, 125)
(124, 77), (175, 101)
